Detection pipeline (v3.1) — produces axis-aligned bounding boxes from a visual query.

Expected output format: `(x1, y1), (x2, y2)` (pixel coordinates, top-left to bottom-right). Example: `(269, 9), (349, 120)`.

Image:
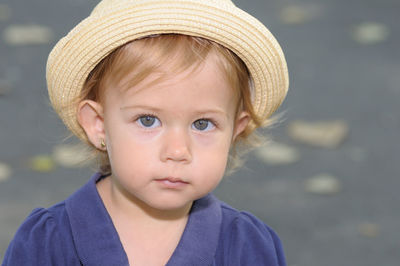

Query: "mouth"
(155, 177), (189, 189)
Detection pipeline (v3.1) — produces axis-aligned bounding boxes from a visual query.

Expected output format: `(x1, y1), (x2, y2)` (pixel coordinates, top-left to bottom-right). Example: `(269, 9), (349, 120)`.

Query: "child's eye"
(137, 115), (161, 128)
(192, 119), (215, 131)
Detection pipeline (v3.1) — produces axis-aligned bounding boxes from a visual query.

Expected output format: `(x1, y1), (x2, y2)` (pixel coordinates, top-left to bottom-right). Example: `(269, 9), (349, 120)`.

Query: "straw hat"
(47, 0), (289, 142)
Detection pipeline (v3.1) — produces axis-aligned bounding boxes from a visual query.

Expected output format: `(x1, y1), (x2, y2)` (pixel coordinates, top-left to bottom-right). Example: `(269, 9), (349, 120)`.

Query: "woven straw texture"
(46, 0), (289, 142)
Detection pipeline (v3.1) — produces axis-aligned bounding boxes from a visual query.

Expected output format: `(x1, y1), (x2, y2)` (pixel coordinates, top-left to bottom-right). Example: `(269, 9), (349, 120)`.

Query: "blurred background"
(1, 0), (399, 265)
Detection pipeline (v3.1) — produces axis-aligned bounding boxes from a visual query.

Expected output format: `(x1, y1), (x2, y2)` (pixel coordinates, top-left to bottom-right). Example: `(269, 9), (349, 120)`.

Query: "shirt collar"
(65, 173), (222, 266)
(167, 190), (222, 266)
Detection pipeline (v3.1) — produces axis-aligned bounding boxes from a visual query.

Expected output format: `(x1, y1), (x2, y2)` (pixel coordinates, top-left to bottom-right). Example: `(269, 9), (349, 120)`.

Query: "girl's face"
(88, 55), (248, 213)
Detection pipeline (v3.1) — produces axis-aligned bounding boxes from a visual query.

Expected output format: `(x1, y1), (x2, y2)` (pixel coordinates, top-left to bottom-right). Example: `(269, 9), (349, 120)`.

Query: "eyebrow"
(120, 105), (162, 112)
(120, 105), (228, 117)
(193, 109), (228, 117)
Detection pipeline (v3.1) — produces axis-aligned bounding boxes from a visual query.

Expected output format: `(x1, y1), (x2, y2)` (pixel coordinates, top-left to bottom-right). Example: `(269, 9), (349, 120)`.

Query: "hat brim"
(47, 0), (288, 141)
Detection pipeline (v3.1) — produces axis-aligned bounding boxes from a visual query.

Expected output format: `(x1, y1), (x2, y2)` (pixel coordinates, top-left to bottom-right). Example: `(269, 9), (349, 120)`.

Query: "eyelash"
(197, 117), (218, 128)
(133, 114), (218, 129)
(134, 113), (156, 119)
(134, 113), (159, 125)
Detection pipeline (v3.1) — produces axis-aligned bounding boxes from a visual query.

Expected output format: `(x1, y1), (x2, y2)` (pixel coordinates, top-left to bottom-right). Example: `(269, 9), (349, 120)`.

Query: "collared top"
(3, 173), (286, 266)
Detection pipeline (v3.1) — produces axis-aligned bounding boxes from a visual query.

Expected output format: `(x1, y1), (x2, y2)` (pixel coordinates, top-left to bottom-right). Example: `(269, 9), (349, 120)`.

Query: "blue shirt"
(3, 173), (286, 265)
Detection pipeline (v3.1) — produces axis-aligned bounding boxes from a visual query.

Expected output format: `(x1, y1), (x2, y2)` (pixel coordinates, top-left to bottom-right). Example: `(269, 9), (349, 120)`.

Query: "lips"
(155, 177), (189, 189)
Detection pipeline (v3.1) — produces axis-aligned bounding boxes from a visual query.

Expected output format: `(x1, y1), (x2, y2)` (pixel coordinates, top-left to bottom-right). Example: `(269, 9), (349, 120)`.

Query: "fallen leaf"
(53, 144), (92, 168)
(352, 22), (390, 45)
(358, 223), (380, 238)
(287, 120), (349, 148)
(279, 4), (320, 25)
(0, 79), (11, 96)
(3, 24), (54, 45)
(305, 173), (341, 195)
(255, 142), (300, 165)
(0, 162), (12, 182)
(0, 4), (11, 21)
(29, 155), (55, 172)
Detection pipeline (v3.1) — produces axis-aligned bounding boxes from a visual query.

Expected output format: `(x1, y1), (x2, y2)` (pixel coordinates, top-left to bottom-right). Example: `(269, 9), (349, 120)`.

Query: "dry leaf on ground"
(287, 120), (349, 148)
(0, 79), (11, 96)
(358, 223), (380, 238)
(0, 162), (12, 182)
(255, 142), (300, 165)
(305, 173), (341, 195)
(29, 155), (55, 172)
(3, 24), (54, 45)
(351, 22), (390, 45)
(280, 4), (321, 25)
(53, 144), (92, 168)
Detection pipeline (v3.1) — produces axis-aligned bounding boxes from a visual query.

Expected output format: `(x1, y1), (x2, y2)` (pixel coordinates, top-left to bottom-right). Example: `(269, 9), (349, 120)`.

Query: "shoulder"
(12, 202), (67, 234)
(220, 202), (279, 239)
(9, 203), (67, 243)
(216, 202), (286, 266)
(2, 203), (78, 266)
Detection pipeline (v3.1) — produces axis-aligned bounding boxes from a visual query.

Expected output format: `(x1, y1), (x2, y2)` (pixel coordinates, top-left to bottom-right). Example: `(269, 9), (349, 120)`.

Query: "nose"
(160, 128), (192, 163)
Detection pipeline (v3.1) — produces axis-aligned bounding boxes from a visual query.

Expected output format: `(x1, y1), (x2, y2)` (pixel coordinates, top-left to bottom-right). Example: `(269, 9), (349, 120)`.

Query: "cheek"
(105, 125), (157, 175)
(193, 136), (231, 175)
(108, 138), (156, 170)
(194, 150), (228, 194)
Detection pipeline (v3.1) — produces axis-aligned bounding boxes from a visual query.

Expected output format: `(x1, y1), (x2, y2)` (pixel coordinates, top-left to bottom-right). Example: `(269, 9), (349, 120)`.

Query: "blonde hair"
(79, 34), (265, 174)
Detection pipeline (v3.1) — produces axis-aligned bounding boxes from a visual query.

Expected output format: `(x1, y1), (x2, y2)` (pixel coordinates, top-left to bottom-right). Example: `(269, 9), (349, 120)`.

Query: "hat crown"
(92, 0), (234, 15)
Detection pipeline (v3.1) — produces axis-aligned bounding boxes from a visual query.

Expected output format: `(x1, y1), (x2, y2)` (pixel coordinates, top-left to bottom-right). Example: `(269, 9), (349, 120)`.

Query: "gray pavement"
(1, 0), (400, 265)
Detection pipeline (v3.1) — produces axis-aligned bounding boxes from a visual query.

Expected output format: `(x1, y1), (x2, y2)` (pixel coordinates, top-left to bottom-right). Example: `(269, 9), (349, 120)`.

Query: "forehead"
(115, 47), (222, 91)
(116, 53), (234, 103)
(97, 35), (243, 97)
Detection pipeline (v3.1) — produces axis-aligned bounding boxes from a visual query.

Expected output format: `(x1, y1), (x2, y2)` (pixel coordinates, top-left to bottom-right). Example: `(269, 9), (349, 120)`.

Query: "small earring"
(100, 139), (106, 149)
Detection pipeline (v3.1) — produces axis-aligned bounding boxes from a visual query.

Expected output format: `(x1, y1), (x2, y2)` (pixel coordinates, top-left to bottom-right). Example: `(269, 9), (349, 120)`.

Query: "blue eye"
(137, 115), (160, 128)
(192, 119), (215, 131)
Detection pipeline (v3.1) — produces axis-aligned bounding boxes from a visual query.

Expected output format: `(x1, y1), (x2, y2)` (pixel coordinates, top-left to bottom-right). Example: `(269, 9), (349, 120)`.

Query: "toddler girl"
(3, 0), (289, 265)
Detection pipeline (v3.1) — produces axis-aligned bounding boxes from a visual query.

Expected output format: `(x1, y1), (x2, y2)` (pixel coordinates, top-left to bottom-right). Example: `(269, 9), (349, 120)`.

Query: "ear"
(77, 100), (106, 150)
(232, 111), (250, 142)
